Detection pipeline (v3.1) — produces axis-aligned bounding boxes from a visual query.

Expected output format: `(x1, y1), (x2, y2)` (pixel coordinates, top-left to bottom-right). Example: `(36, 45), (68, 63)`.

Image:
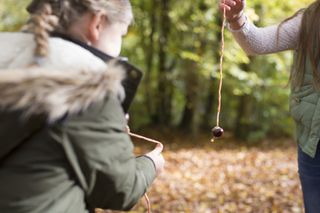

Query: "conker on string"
(212, 126), (224, 138)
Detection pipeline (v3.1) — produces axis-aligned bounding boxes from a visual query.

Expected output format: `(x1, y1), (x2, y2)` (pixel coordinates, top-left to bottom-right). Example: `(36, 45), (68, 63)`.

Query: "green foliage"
(0, 0), (315, 142)
(0, 0), (29, 31)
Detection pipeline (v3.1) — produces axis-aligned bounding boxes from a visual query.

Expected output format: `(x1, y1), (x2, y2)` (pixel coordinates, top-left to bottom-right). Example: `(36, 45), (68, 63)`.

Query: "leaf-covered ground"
(100, 135), (304, 213)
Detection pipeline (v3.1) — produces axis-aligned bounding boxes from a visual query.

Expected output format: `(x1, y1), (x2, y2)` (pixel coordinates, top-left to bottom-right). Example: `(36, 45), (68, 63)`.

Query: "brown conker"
(212, 126), (224, 138)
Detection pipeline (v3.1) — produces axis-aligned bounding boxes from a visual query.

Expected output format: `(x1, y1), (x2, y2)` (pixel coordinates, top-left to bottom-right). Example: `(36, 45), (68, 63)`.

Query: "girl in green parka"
(219, 0), (320, 212)
(0, 0), (164, 212)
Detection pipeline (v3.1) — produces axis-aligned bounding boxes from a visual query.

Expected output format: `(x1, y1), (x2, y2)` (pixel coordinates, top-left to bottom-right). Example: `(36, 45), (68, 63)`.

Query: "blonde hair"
(26, 0), (133, 60)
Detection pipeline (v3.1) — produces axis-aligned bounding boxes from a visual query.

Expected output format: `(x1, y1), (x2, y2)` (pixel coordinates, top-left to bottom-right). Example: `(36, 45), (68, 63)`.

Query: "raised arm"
(220, 0), (303, 55)
(51, 94), (164, 211)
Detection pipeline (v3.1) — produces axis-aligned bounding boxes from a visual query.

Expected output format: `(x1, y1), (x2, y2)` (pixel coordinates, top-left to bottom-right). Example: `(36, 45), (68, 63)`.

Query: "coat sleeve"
(50, 94), (156, 211)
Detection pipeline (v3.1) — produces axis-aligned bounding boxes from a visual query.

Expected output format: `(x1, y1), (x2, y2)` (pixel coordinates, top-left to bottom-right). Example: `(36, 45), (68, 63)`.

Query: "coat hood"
(0, 32), (125, 122)
(0, 64), (125, 122)
(0, 32), (125, 161)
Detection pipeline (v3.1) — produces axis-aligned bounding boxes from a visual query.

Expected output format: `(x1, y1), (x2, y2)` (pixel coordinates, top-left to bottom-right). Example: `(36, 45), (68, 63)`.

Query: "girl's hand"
(219, 0), (246, 22)
(145, 143), (165, 176)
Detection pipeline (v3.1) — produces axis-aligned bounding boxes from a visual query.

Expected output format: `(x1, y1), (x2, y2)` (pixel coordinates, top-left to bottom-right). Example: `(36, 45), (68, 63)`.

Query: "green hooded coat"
(0, 32), (156, 213)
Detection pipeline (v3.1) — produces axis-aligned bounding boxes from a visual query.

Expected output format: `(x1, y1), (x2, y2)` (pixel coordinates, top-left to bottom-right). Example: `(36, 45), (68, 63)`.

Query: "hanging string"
(127, 125), (163, 213)
(216, 1), (227, 127)
(211, 0), (227, 142)
(144, 193), (151, 213)
(128, 130), (162, 144)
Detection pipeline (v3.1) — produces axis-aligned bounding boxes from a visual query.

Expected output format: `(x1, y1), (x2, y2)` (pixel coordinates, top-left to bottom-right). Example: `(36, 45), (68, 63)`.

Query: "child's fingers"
(154, 143), (163, 153)
(221, 0), (236, 7)
(219, 4), (231, 12)
(235, 0), (245, 7)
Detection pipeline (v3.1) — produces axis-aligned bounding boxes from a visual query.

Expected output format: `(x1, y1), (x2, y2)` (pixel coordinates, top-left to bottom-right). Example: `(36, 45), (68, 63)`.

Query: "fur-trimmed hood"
(0, 32), (125, 122)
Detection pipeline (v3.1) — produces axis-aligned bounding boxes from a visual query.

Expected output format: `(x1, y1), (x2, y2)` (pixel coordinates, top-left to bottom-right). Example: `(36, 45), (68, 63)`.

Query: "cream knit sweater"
(229, 12), (303, 55)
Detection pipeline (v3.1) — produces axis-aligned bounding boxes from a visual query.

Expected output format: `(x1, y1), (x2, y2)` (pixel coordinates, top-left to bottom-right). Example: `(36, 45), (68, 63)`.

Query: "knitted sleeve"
(229, 12), (303, 55)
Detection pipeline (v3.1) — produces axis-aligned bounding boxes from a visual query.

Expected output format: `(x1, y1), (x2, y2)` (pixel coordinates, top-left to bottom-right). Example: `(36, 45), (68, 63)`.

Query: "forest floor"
(101, 130), (303, 213)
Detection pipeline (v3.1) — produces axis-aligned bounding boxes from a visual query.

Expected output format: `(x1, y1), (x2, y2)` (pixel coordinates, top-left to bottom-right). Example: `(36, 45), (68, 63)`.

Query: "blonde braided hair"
(26, 0), (132, 63)
(28, 3), (58, 59)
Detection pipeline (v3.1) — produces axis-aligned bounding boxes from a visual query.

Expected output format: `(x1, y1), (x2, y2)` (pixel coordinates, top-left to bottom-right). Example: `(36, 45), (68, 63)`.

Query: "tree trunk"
(179, 61), (198, 132)
(156, 0), (171, 125)
(234, 61), (253, 140)
(143, 0), (157, 120)
(234, 93), (252, 140)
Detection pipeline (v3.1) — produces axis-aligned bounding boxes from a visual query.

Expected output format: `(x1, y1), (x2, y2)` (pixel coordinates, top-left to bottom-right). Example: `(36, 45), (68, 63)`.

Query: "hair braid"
(28, 3), (58, 61)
